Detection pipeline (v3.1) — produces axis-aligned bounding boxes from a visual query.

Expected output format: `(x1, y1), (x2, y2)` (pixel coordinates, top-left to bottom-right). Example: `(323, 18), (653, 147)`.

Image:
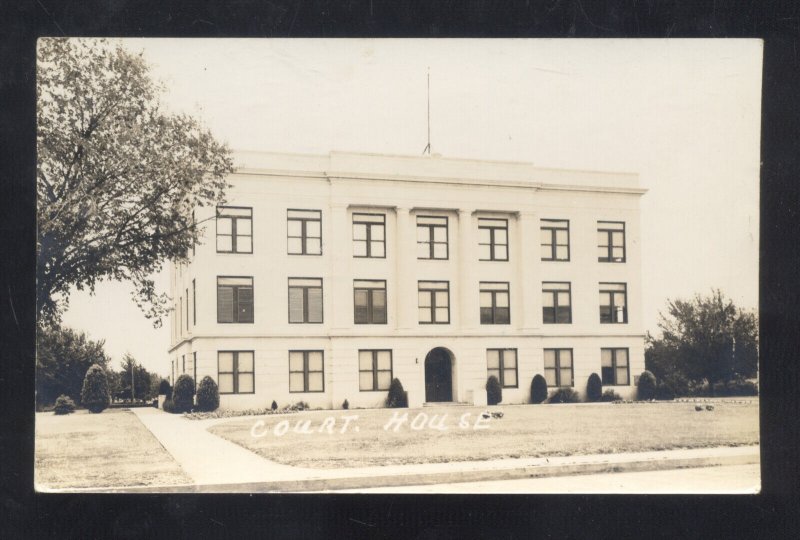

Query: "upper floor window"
(487, 348), (518, 388)
(217, 276), (253, 323)
(287, 209), (321, 255)
(542, 282), (572, 324)
(218, 351), (254, 394)
(478, 218), (509, 261)
(599, 282), (628, 324)
(216, 206), (252, 254)
(417, 216), (448, 259)
(480, 282), (510, 324)
(353, 280), (387, 324)
(544, 349), (573, 387)
(598, 221), (626, 262)
(289, 350), (324, 393)
(601, 348), (629, 385)
(418, 281), (450, 324)
(353, 213), (385, 258)
(540, 219), (569, 261)
(359, 350), (393, 391)
(288, 278), (323, 323)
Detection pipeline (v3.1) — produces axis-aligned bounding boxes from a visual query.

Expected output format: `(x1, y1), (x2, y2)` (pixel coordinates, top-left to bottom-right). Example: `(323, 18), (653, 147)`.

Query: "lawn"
(35, 408), (191, 490)
(208, 400), (759, 469)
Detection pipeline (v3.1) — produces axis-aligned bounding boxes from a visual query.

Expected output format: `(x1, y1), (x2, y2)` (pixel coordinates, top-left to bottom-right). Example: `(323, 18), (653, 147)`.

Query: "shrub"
(386, 378), (408, 408)
(196, 376), (220, 412)
(80, 364), (110, 413)
(726, 378), (758, 396)
(486, 375), (502, 405)
(530, 374), (548, 404)
(586, 373), (603, 402)
(271, 400), (278, 411)
(158, 379), (172, 396)
(637, 371), (657, 401)
(712, 381), (727, 396)
(172, 374), (195, 413)
(163, 398), (177, 414)
(600, 389), (622, 402)
(548, 387), (581, 404)
(53, 394), (76, 415)
(655, 381), (676, 401)
(342, 399), (349, 410)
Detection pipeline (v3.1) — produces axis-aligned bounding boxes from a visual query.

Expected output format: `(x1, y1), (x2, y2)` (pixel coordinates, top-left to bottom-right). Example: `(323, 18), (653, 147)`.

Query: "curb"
(59, 449), (760, 493)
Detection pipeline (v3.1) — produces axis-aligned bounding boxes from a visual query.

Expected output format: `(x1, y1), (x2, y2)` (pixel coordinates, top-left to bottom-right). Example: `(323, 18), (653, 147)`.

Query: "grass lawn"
(35, 408), (191, 489)
(209, 400), (759, 469)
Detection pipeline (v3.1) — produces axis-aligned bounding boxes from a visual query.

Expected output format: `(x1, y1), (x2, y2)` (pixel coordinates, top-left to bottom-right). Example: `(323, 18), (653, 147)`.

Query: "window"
(478, 218), (509, 261)
(544, 349), (573, 387)
(359, 350), (393, 391)
(599, 283), (628, 324)
(417, 216), (448, 259)
(185, 288), (189, 331)
(216, 206), (253, 254)
(217, 277), (254, 323)
(487, 349), (518, 388)
(288, 278), (323, 323)
(540, 219), (569, 261)
(218, 351), (254, 394)
(289, 350), (324, 392)
(178, 296), (182, 335)
(480, 282), (510, 324)
(418, 281), (450, 324)
(182, 354), (185, 374)
(287, 209), (322, 255)
(542, 282), (572, 324)
(598, 221), (626, 262)
(353, 280), (387, 324)
(601, 348), (630, 385)
(192, 279), (196, 325)
(353, 213), (386, 258)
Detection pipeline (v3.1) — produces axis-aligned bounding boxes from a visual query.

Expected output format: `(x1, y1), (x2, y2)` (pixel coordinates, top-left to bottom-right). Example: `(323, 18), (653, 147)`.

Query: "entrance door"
(424, 348), (453, 402)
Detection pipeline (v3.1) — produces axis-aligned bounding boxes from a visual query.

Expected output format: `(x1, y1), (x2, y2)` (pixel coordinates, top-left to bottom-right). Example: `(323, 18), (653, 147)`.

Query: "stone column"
(518, 211), (538, 331)
(395, 207), (415, 330)
(458, 209), (475, 330)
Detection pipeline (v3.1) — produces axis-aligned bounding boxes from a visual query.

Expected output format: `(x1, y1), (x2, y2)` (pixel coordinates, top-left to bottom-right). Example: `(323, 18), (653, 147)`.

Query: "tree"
(36, 325), (110, 408)
(81, 364), (111, 413)
(196, 376), (220, 412)
(486, 375), (502, 405)
(37, 38), (233, 327)
(645, 290), (758, 388)
(115, 353), (155, 401)
(586, 373), (603, 402)
(172, 374), (195, 413)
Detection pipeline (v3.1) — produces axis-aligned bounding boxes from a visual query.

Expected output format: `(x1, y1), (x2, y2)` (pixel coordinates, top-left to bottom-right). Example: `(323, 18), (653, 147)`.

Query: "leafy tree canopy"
(37, 38), (233, 327)
(645, 289), (758, 386)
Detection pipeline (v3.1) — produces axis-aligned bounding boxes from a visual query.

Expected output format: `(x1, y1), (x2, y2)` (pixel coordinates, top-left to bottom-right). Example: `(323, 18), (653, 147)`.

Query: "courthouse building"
(168, 151), (646, 409)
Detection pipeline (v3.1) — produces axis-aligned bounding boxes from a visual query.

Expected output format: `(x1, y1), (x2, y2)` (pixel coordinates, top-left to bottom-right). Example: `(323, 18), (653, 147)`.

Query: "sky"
(59, 39), (762, 376)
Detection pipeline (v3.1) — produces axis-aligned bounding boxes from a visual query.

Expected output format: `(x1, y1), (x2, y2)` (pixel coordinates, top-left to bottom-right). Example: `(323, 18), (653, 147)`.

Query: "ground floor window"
(289, 350), (325, 392)
(544, 348), (573, 387)
(486, 348), (518, 388)
(218, 351), (255, 394)
(359, 350), (392, 391)
(601, 348), (629, 385)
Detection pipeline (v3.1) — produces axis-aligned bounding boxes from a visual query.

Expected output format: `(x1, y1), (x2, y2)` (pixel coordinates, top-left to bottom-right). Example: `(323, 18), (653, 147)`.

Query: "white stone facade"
(168, 151), (646, 409)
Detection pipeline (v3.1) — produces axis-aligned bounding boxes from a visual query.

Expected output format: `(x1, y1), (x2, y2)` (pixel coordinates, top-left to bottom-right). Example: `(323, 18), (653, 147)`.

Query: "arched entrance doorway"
(424, 347), (453, 402)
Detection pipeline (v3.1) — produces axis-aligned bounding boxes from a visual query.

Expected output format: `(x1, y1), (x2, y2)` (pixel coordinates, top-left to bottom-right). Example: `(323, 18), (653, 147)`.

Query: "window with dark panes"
(289, 350), (324, 392)
(216, 206), (253, 253)
(478, 218), (509, 261)
(287, 209), (322, 255)
(598, 221), (626, 262)
(486, 349), (518, 388)
(288, 278), (323, 323)
(418, 281), (450, 324)
(217, 277), (254, 323)
(185, 288), (189, 331)
(417, 216), (448, 259)
(359, 350), (393, 391)
(480, 282), (510, 324)
(599, 282), (628, 324)
(192, 279), (196, 325)
(542, 282), (572, 324)
(353, 213), (386, 258)
(218, 351), (255, 394)
(544, 349), (573, 387)
(353, 280), (387, 324)
(540, 219), (569, 261)
(601, 348), (629, 385)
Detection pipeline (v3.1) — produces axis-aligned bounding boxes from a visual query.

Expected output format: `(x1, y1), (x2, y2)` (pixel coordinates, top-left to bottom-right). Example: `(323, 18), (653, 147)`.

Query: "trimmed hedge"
(80, 364), (110, 413)
(158, 379), (172, 396)
(163, 398), (177, 414)
(530, 374), (548, 404)
(637, 371), (657, 401)
(600, 389), (622, 402)
(548, 387), (581, 404)
(655, 381), (676, 401)
(386, 378), (408, 408)
(172, 374), (195, 413)
(586, 373), (603, 402)
(196, 376), (220, 412)
(54, 394), (76, 415)
(342, 399), (349, 410)
(486, 375), (502, 405)
(271, 400), (278, 411)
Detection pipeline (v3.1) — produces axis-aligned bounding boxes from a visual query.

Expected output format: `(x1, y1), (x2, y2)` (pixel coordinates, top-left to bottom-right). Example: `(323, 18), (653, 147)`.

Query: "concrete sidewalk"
(119, 408), (759, 493)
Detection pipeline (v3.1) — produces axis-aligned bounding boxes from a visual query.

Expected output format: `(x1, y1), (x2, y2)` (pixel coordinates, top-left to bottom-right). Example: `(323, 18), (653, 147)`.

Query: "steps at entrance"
(422, 402), (472, 407)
